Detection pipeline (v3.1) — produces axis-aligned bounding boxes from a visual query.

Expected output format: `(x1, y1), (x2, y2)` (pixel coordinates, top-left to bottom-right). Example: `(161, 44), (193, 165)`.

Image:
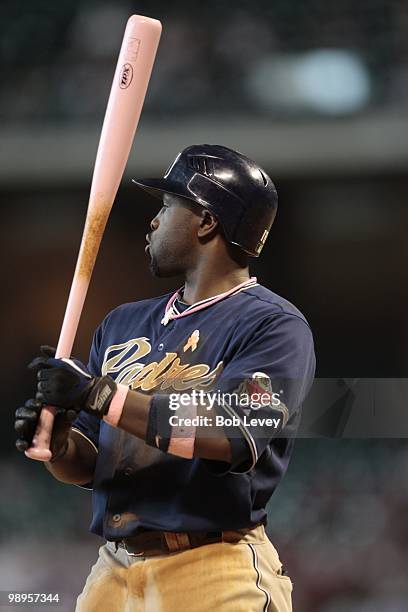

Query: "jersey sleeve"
(204, 312), (315, 475)
(71, 323), (104, 452)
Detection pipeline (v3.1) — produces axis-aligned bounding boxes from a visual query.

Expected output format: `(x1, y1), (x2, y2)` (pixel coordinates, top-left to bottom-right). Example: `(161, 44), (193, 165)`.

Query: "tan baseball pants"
(76, 525), (293, 612)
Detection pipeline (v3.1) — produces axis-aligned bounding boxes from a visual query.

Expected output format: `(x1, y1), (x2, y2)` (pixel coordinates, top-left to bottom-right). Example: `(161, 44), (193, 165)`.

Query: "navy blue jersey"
(73, 281), (315, 540)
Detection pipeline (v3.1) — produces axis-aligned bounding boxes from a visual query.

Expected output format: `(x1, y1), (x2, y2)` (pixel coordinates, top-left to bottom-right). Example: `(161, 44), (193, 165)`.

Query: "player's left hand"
(28, 346), (117, 419)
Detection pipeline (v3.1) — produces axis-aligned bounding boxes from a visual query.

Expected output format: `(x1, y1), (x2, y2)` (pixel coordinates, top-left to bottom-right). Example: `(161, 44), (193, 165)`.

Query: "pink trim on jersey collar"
(161, 277), (258, 325)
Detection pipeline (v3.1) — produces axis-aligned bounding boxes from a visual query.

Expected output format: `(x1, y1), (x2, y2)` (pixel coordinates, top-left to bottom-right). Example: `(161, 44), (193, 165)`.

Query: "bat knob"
(25, 447), (53, 462)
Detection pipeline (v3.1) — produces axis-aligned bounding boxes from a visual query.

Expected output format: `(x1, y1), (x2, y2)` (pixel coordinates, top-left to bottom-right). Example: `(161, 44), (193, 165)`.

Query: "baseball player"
(15, 145), (315, 612)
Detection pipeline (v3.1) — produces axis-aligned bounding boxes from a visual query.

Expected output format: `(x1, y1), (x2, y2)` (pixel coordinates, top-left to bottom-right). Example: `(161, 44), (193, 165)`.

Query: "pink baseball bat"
(25, 14), (162, 461)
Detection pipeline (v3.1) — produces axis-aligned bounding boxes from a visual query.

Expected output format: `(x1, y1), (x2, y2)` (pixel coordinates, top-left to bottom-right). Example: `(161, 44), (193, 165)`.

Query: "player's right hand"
(14, 398), (75, 460)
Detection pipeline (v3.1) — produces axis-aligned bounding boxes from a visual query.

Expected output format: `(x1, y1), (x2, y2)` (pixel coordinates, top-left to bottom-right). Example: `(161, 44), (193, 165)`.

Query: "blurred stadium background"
(1, 1), (408, 610)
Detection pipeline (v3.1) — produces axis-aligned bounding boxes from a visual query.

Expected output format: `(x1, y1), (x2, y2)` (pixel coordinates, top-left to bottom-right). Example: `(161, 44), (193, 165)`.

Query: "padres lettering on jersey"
(101, 336), (223, 392)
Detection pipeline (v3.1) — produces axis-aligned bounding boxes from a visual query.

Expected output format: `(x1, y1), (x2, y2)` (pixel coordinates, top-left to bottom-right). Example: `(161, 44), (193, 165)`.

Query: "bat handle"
(24, 279), (86, 462)
(24, 406), (56, 462)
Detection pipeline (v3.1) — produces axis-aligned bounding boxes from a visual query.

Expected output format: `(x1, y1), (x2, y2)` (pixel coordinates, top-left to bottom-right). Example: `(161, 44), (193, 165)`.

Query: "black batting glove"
(29, 346), (117, 419)
(15, 397), (75, 460)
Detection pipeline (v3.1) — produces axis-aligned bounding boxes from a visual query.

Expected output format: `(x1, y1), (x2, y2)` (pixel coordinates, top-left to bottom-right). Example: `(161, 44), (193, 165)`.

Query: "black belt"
(114, 526), (258, 558)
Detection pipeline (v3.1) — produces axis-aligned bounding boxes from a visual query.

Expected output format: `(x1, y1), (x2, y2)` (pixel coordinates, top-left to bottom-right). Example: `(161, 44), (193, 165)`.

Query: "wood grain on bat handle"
(24, 207), (109, 461)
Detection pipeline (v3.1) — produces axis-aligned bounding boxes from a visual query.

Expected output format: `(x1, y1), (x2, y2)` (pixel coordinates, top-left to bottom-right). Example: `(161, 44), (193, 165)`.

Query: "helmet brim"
(132, 178), (194, 204)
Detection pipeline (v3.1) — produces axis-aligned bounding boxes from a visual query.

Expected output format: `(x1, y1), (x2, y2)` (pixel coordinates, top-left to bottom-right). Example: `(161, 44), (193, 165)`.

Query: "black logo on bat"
(119, 63), (133, 89)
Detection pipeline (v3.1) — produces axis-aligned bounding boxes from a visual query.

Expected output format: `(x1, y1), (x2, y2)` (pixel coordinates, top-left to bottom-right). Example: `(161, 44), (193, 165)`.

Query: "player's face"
(146, 193), (204, 277)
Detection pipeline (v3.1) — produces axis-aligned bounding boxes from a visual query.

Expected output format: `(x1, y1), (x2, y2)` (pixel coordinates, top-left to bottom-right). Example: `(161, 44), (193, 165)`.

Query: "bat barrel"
(90, 14), (162, 208)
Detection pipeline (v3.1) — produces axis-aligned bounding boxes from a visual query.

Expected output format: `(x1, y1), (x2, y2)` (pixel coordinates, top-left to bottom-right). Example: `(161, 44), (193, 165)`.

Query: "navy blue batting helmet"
(132, 144), (278, 257)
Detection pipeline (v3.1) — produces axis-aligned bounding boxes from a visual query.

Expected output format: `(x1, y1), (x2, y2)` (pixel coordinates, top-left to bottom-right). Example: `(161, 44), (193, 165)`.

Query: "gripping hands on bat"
(15, 347), (117, 461)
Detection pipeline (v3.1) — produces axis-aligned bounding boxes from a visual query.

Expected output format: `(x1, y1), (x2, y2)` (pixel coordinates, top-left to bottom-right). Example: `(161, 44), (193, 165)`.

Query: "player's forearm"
(117, 390), (232, 463)
(45, 430), (97, 485)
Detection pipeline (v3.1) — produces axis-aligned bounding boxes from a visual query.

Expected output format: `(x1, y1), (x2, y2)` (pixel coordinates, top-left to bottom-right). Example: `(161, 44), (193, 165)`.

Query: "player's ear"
(197, 209), (219, 239)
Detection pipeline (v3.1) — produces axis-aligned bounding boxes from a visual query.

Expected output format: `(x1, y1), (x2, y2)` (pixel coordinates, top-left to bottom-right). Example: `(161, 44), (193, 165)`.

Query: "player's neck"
(182, 264), (250, 305)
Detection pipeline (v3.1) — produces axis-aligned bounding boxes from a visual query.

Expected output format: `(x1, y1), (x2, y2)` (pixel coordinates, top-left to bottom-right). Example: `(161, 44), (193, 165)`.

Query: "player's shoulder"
(100, 292), (173, 327)
(242, 283), (311, 328)
(110, 292), (172, 314)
